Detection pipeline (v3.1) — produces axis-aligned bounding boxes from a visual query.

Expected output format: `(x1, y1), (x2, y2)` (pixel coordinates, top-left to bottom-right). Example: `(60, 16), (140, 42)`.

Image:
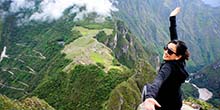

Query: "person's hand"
(141, 98), (161, 110)
(170, 7), (181, 17)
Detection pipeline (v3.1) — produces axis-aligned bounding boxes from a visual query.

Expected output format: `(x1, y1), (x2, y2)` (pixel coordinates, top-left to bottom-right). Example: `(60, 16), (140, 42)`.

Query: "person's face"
(163, 43), (182, 61)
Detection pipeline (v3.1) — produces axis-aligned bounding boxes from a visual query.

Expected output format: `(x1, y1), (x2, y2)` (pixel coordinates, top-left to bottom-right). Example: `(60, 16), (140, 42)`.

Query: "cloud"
(9, 0), (35, 13)
(202, 0), (220, 7)
(4, 0), (118, 21)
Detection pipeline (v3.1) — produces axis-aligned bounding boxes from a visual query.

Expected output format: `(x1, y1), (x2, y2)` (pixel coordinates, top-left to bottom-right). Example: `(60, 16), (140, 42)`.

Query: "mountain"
(1, 0), (219, 109)
(0, 95), (55, 110)
(113, 0), (220, 107)
(113, 0), (220, 72)
(191, 60), (220, 107)
(0, 2), (156, 109)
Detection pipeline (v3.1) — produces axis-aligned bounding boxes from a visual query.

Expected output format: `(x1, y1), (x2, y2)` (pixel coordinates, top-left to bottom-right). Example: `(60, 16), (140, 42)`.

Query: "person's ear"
(175, 55), (182, 60)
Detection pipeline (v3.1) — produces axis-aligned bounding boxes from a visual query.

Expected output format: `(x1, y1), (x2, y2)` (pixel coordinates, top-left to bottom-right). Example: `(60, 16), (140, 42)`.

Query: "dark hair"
(168, 40), (190, 61)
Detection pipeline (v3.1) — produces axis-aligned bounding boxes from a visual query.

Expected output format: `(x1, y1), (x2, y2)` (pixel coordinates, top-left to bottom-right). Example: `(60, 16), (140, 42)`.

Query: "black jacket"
(143, 16), (189, 110)
(169, 16), (178, 40)
(145, 61), (188, 110)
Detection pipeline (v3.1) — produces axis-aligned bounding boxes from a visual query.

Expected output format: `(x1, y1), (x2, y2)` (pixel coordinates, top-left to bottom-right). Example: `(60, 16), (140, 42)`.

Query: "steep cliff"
(114, 0), (220, 72)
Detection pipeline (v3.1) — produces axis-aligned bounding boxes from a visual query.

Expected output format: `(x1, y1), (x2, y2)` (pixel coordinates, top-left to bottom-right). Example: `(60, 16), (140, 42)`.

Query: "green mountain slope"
(0, 95), (55, 110)
(61, 26), (119, 72)
(0, 6), (155, 109)
(114, 0), (220, 72)
(0, 19), (2, 44)
(2, 0), (218, 109)
(33, 65), (131, 110)
(191, 60), (220, 107)
(104, 61), (156, 110)
(0, 13), (79, 98)
(114, 0), (220, 107)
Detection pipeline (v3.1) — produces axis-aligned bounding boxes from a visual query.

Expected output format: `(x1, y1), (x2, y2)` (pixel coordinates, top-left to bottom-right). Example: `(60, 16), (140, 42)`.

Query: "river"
(191, 83), (213, 101)
(185, 79), (213, 101)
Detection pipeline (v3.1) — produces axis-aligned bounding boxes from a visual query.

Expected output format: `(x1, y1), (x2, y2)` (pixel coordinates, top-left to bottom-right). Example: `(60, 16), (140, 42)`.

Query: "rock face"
(0, 95), (55, 110)
(136, 102), (201, 110)
(182, 102), (201, 110)
(181, 104), (200, 110)
(198, 88), (213, 101)
(190, 83), (213, 101)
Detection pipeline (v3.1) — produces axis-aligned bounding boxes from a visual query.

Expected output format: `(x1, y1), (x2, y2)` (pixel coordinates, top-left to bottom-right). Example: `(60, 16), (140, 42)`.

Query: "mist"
(1, 0), (118, 21)
(202, 0), (220, 7)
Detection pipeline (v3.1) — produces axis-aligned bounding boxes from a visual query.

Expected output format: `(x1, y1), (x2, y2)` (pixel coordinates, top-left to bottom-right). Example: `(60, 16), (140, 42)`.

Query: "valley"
(0, 0), (220, 109)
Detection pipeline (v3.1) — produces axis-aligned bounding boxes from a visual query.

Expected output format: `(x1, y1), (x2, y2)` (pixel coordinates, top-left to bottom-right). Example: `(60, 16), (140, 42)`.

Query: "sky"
(202, 0), (220, 7)
(1, 0), (118, 21)
(4, 0), (220, 22)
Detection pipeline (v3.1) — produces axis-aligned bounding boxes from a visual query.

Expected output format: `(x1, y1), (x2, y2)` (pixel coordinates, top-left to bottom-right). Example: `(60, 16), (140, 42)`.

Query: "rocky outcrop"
(0, 95), (55, 110)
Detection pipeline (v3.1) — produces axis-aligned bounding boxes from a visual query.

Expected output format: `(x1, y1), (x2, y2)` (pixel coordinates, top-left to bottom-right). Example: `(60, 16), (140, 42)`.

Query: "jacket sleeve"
(145, 63), (172, 98)
(169, 16), (178, 40)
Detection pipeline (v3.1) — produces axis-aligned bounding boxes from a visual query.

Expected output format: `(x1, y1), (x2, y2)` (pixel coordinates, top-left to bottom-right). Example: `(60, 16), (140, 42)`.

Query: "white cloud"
(29, 0), (118, 21)
(1, 0), (118, 22)
(9, 0), (35, 13)
(202, 0), (220, 7)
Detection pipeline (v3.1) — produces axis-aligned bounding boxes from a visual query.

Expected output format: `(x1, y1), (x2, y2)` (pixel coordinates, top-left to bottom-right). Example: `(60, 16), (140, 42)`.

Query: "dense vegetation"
(185, 97), (219, 110)
(0, 13), (78, 98)
(114, 0), (220, 107)
(1, 0), (219, 109)
(182, 83), (199, 99)
(0, 7), (155, 109)
(191, 60), (220, 107)
(113, 0), (220, 72)
(33, 64), (133, 110)
(0, 20), (2, 44)
(0, 95), (55, 110)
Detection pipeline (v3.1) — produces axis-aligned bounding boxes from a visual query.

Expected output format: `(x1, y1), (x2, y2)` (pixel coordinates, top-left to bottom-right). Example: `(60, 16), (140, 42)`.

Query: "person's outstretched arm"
(141, 63), (172, 110)
(169, 7), (180, 41)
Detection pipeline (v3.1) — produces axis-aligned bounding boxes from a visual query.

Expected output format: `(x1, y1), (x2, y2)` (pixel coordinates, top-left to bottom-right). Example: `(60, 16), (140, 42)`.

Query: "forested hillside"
(114, 0), (220, 72)
(0, 95), (55, 110)
(0, 1), (156, 109)
(113, 0), (220, 108)
(191, 59), (220, 107)
(0, 0), (219, 109)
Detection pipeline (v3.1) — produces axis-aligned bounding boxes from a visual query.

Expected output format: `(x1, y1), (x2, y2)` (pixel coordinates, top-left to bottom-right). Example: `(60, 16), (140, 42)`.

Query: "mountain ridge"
(0, 0), (219, 109)
(113, 0), (220, 72)
(0, 7), (155, 109)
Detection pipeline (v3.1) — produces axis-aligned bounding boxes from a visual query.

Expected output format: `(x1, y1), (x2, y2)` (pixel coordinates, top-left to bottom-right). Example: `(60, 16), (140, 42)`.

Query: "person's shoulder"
(159, 62), (173, 73)
(161, 61), (173, 68)
(163, 60), (175, 64)
(165, 61), (186, 71)
(163, 61), (177, 68)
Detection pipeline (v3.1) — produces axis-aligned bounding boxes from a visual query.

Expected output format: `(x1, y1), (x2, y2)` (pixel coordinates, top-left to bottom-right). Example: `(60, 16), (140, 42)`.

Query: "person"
(141, 7), (190, 110)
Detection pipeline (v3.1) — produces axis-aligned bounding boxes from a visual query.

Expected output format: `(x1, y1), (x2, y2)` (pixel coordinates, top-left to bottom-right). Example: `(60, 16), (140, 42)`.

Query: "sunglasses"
(164, 45), (176, 55)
